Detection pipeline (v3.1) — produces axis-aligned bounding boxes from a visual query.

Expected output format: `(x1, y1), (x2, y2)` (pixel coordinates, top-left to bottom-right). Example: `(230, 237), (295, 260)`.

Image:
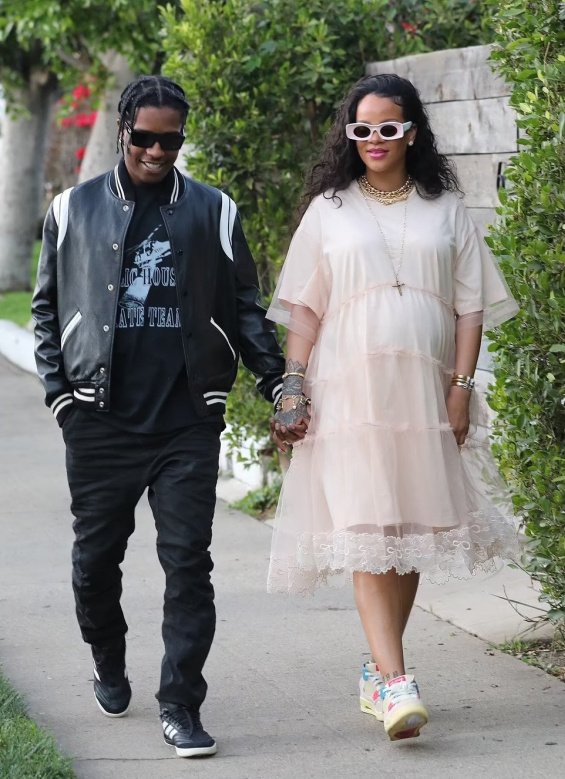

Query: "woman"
(267, 74), (519, 742)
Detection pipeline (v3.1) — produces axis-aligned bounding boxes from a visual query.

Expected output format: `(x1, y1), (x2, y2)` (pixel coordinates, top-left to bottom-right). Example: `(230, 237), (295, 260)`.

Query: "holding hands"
(271, 361), (311, 454)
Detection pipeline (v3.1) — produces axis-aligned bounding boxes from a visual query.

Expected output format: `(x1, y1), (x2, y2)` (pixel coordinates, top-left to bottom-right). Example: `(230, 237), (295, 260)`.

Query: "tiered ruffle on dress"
(266, 185), (519, 595)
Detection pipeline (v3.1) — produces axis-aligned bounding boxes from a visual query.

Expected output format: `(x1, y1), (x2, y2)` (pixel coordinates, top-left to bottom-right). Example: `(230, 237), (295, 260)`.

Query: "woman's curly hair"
(298, 73), (461, 219)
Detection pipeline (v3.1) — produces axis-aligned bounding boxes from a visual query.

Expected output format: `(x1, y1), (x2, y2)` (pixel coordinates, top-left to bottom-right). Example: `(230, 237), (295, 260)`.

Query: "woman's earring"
(408, 140), (414, 146)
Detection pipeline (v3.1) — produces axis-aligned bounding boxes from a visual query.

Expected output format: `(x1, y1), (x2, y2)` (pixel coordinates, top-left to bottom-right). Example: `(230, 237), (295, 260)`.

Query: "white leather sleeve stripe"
(205, 398), (227, 406)
(219, 192), (236, 262)
(54, 187), (73, 250)
(203, 391), (229, 398)
(271, 382), (283, 401)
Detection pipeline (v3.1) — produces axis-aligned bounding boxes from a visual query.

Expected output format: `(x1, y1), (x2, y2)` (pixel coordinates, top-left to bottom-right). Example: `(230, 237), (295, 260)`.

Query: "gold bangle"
(452, 374), (475, 386)
(451, 379), (474, 391)
(282, 371), (305, 379)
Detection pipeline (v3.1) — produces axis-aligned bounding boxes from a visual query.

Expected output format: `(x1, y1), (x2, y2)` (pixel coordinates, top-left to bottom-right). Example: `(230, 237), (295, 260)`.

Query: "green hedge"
(161, 0), (489, 457)
(486, 0), (565, 627)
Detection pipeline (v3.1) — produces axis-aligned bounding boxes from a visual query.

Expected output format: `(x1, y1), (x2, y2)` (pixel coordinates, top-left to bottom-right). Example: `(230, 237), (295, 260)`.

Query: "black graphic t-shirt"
(106, 163), (201, 433)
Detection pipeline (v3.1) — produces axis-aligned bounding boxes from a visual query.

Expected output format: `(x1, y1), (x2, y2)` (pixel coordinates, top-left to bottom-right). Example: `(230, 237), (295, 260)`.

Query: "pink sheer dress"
(266, 183), (520, 595)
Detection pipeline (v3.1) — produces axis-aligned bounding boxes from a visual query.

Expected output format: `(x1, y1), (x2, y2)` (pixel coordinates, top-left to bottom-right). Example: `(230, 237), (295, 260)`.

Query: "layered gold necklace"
(358, 174), (414, 205)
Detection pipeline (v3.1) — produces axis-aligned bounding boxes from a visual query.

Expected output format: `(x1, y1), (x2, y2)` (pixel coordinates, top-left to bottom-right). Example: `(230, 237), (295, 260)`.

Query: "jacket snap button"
(167, 209), (174, 215)
(107, 284), (114, 291)
(98, 401), (105, 408)
(112, 243), (119, 250)
(99, 387), (105, 395)
(103, 325), (109, 332)
(100, 367), (105, 374)
(123, 205), (129, 212)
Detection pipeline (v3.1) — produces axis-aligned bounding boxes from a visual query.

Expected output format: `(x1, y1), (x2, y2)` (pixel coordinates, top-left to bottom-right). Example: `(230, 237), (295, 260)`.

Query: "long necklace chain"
(360, 186), (408, 296)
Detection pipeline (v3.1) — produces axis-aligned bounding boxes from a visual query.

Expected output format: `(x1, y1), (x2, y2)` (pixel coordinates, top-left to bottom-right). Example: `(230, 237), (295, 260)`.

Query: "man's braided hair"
(116, 75), (190, 154)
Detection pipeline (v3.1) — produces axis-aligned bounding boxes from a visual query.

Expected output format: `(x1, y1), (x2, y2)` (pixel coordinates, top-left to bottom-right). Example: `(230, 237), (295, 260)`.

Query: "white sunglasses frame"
(345, 120), (414, 141)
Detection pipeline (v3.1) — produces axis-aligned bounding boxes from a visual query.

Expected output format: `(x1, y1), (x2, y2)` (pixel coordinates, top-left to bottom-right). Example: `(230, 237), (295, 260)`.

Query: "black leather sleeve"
(31, 204), (73, 417)
(232, 215), (285, 406)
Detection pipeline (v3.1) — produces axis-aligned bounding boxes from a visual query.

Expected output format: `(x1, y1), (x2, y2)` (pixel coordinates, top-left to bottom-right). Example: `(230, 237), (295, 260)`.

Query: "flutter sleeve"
(453, 201), (519, 329)
(266, 201), (330, 343)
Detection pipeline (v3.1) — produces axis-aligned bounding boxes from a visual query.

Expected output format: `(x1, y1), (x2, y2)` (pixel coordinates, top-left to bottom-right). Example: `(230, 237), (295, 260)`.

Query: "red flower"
(75, 147), (86, 161)
(401, 21), (418, 34)
(72, 84), (91, 101)
(60, 116), (75, 128)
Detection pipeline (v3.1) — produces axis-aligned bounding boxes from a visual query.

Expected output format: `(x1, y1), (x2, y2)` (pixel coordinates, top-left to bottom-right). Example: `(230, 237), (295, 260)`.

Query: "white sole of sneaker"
(94, 693), (130, 718)
(360, 697), (385, 722)
(165, 739), (218, 758)
(385, 703), (428, 741)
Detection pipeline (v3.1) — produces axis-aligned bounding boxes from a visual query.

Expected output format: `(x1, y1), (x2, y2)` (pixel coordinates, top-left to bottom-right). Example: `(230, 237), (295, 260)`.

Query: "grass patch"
(232, 481), (281, 520)
(0, 242), (41, 327)
(0, 672), (75, 778)
(498, 636), (565, 682)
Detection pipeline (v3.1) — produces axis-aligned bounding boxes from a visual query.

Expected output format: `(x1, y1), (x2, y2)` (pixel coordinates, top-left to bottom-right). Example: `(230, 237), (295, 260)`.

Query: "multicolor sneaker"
(359, 661), (385, 721)
(382, 674), (428, 741)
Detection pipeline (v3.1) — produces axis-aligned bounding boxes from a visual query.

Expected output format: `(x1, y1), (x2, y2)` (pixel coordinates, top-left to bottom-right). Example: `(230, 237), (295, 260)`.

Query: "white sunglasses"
(345, 120), (413, 141)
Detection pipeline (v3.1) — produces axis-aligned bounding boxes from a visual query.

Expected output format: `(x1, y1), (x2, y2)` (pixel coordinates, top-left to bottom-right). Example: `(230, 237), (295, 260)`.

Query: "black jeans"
(63, 409), (223, 710)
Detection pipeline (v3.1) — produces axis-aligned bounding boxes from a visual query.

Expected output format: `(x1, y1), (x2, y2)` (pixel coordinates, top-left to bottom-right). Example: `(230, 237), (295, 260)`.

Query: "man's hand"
(446, 386), (471, 446)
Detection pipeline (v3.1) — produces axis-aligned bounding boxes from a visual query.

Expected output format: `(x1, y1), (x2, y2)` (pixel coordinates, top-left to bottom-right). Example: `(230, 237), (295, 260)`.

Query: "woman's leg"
(353, 570), (419, 680)
(354, 569), (428, 740)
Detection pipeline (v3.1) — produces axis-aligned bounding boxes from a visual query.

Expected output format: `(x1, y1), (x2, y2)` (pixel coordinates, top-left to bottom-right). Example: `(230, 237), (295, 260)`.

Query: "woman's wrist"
(450, 373), (475, 391)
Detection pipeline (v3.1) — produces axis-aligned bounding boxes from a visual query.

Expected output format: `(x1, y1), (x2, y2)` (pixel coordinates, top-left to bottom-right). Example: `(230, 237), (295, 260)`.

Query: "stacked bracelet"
(282, 371), (306, 380)
(451, 374), (475, 391)
(275, 394), (311, 412)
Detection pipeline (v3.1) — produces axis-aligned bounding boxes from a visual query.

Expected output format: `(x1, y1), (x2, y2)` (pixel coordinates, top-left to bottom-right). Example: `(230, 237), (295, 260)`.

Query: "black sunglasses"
(128, 127), (185, 151)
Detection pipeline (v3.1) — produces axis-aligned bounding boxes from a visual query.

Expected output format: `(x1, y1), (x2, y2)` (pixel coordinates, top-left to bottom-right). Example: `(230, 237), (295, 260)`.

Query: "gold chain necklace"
(359, 187), (408, 296)
(358, 174), (414, 205)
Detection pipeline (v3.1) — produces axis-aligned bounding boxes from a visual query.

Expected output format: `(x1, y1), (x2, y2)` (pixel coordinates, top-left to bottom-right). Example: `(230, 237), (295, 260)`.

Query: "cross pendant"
(392, 280), (405, 295)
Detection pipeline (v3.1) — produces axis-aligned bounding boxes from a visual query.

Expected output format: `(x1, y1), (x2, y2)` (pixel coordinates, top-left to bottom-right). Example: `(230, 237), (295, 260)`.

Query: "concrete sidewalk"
(1, 346), (564, 778)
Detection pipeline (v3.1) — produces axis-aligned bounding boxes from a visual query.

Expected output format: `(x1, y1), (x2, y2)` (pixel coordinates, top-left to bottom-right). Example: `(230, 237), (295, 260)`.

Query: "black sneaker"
(160, 703), (217, 757)
(91, 640), (131, 718)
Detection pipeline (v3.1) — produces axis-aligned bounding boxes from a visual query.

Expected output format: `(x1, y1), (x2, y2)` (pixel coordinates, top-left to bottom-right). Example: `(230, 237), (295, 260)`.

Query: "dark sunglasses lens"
(379, 124), (399, 138)
(130, 130), (184, 151)
(353, 125), (371, 139)
(160, 134), (185, 151)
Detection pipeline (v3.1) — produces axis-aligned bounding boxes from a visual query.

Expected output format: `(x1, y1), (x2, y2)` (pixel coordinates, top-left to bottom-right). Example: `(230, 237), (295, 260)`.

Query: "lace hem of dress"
(267, 520), (520, 596)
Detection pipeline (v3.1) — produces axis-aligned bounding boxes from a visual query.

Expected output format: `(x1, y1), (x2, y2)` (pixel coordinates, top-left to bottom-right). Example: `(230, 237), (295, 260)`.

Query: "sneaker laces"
(384, 678), (419, 707)
(162, 705), (200, 733)
(362, 664), (383, 685)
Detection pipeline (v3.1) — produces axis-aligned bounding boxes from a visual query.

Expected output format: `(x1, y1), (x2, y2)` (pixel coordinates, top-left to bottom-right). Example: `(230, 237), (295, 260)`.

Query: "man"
(32, 75), (285, 758)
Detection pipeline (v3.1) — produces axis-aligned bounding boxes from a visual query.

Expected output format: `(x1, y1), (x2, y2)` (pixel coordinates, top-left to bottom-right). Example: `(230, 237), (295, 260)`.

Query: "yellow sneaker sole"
(360, 696), (385, 722)
(384, 702), (428, 741)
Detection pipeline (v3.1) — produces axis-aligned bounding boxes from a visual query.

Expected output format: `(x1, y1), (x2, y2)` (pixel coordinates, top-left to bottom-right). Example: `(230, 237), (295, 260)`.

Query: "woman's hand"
(270, 401), (310, 454)
(446, 386), (471, 446)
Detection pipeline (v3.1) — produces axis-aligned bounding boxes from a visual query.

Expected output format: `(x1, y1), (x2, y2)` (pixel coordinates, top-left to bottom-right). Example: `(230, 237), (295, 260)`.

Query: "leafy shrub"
(232, 481), (282, 519)
(486, 0), (565, 628)
(161, 0), (489, 457)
